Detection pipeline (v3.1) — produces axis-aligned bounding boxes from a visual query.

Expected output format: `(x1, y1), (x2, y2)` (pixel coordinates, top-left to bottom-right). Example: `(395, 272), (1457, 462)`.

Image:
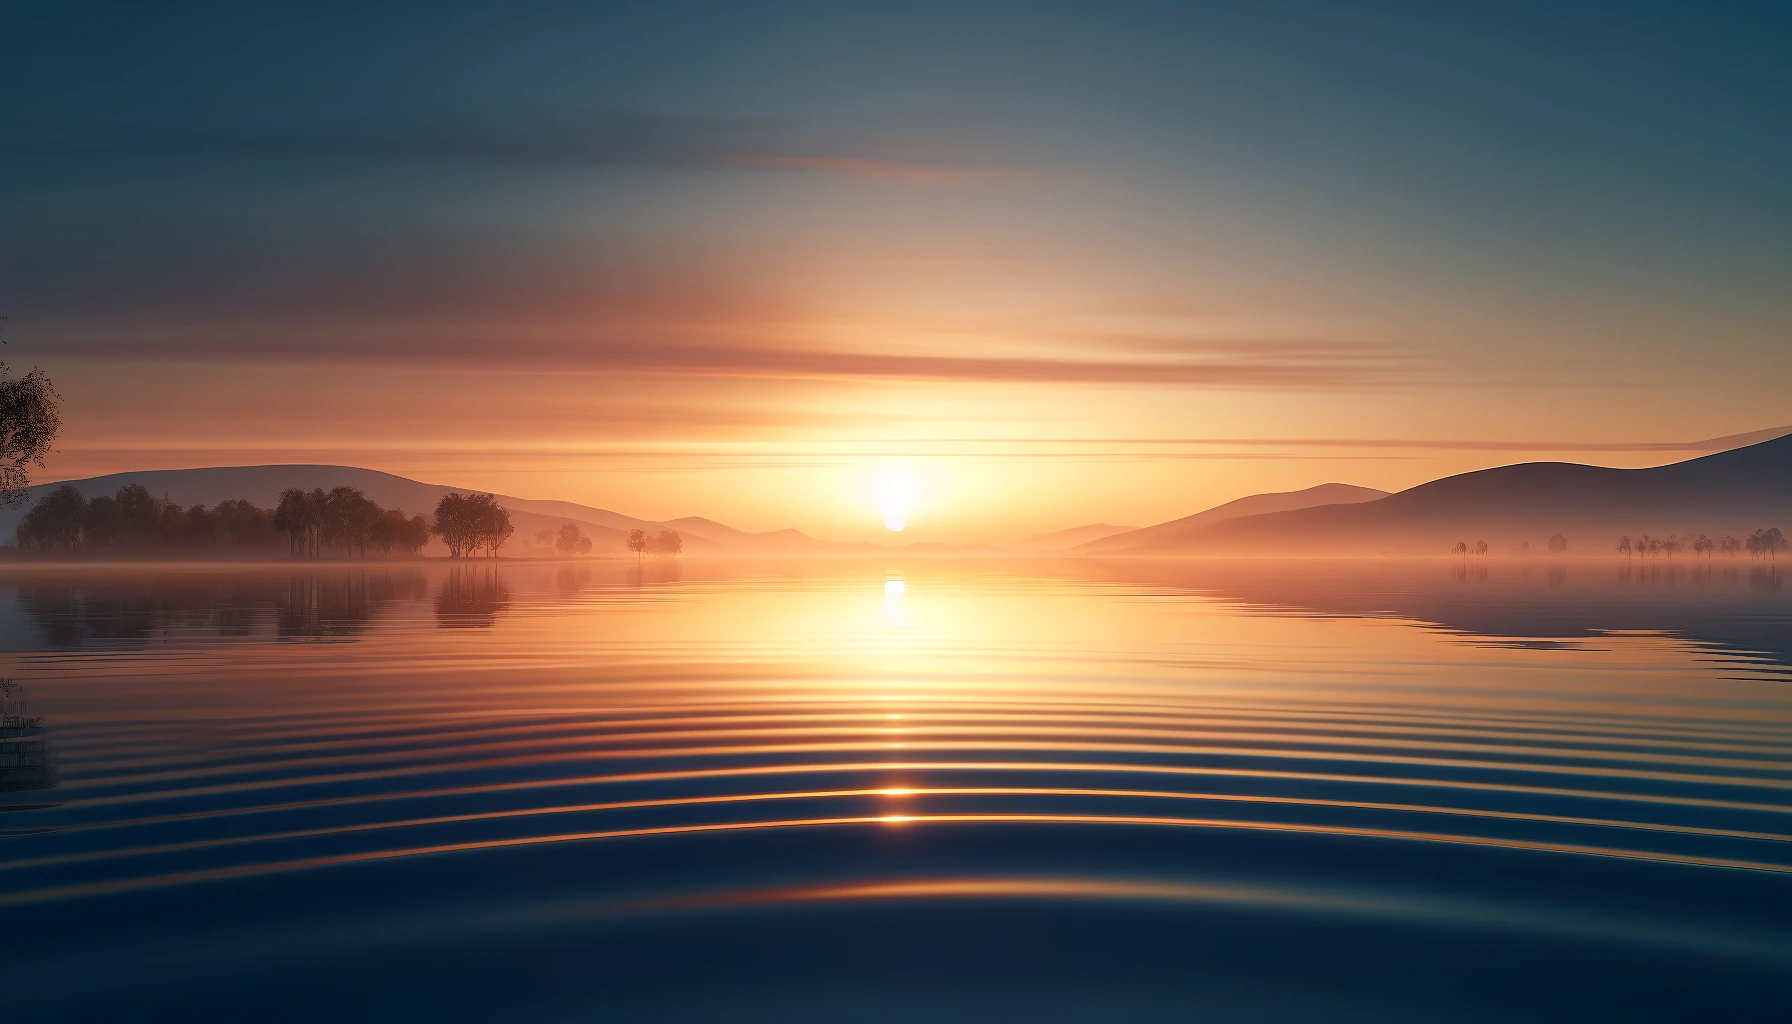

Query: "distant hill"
(1115, 434), (1792, 557)
(1008, 523), (1139, 553)
(1075, 483), (1388, 554)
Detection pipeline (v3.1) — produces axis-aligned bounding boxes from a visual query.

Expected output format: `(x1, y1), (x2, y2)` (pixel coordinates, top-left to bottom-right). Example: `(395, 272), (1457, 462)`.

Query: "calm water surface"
(3, 559), (1791, 1021)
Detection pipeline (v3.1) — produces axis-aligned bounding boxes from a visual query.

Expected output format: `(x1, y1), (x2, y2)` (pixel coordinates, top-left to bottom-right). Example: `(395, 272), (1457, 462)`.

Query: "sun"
(877, 469), (915, 532)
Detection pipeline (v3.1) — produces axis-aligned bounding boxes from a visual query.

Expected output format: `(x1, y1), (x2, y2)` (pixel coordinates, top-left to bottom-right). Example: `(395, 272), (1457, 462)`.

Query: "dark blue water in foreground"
(3, 559), (1790, 1021)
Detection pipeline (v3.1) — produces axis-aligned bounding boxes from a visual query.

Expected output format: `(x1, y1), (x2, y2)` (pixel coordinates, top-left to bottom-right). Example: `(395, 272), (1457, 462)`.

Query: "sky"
(4, 2), (1789, 542)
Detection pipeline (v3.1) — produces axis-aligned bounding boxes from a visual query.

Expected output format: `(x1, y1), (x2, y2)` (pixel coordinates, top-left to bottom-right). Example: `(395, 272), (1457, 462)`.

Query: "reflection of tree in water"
(16, 572), (427, 648)
(1, 679), (56, 794)
(1749, 567), (1783, 593)
(555, 566), (591, 597)
(1451, 564), (1489, 584)
(277, 572), (428, 640)
(19, 581), (261, 647)
(626, 560), (683, 589)
(435, 567), (511, 628)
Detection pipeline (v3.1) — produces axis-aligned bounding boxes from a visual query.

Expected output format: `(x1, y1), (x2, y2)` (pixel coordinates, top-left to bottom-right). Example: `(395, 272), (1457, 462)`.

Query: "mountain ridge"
(1110, 434), (1792, 556)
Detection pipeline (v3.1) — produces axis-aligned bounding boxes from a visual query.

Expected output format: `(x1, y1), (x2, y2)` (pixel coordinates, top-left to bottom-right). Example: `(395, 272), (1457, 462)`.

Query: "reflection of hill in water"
(1084, 560), (1792, 672)
(16, 571), (429, 647)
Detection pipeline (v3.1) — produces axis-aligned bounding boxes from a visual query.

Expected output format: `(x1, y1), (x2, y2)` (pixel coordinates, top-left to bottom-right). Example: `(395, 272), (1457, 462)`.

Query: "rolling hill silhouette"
(1008, 523), (1139, 553)
(1111, 433), (1792, 556)
(1074, 483), (1388, 554)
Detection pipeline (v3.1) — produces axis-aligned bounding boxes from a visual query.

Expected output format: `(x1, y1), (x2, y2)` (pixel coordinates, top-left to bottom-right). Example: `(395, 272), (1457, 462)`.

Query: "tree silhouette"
(15, 482), (418, 559)
(1763, 527), (1787, 562)
(0, 362), (61, 508)
(479, 498), (514, 557)
(1721, 535), (1741, 558)
(1473, 540), (1489, 557)
(627, 528), (648, 560)
(369, 507), (429, 556)
(432, 493), (479, 558)
(322, 486), (382, 557)
(1693, 535), (1714, 558)
(274, 489), (313, 557)
(1617, 535), (1632, 559)
(555, 523), (589, 557)
(1450, 541), (1468, 557)
(656, 529), (683, 557)
(1547, 534), (1568, 554)
(14, 484), (85, 552)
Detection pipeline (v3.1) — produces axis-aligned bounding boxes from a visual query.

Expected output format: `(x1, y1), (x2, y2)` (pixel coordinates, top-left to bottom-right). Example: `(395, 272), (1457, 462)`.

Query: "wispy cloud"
(724, 154), (1015, 185)
(15, 111), (1018, 184)
(32, 329), (1409, 390)
(787, 429), (1792, 454)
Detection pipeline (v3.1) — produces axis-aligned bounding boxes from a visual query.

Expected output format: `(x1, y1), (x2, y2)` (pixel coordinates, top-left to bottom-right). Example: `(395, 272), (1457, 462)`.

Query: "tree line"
(1618, 529), (1784, 561)
(17, 483), (285, 555)
(430, 492), (514, 558)
(627, 528), (683, 558)
(1452, 534), (1565, 557)
(273, 487), (431, 558)
(535, 523), (594, 557)
(12, 483), (520, 559)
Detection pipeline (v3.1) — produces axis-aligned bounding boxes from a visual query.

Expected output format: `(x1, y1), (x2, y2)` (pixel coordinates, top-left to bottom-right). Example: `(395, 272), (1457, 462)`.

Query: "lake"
(3, 558), (1790, 1021)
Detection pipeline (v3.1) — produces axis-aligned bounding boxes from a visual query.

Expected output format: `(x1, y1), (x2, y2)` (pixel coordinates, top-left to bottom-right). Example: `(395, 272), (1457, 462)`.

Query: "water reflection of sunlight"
(882, 573), (906, 621)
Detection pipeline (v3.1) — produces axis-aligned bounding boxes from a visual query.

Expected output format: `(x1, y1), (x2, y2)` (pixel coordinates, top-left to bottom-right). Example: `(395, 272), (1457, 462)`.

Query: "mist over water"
(2, 559), (1790, 1020)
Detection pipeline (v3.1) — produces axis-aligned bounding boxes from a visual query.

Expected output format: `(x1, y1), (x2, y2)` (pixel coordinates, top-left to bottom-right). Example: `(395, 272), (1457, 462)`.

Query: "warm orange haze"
(4, 3), (1791, 1022)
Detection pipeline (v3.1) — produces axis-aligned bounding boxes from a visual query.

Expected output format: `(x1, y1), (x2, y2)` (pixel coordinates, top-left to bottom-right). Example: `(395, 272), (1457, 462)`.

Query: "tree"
(84, 495), (122, 548)
(656, 529), (683, 557)
(399, 513), (431, 555)
(369, 507), (410, 555)
(0, 363), (60, 508)
(478, 497), (514, 557)
(319, 486), (382, 557)
(628, 528), (648, 559)
(1661, 534), (1681, 560)
(1693, 535), (1713, 558)
(534, 528), (556, 550)
(1450, 541), (1468, 557)
(213, 498), (277, 550)
(15, 484), (86, 552)
(1617, 536), (1632, 558)
(1721, 535), (1741, 558)
(274, 488), (320, 558)
(1472, 540), (1488, 557)
(182, 504), (218, 549)
(1547, 534), (1568, 554)
(555, 523), (589, 557)
(435, 492), (512, 558)
(1764, 527), (1787, 562)
(113, 484), (167, 548)
(433, 493), (478, 558)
